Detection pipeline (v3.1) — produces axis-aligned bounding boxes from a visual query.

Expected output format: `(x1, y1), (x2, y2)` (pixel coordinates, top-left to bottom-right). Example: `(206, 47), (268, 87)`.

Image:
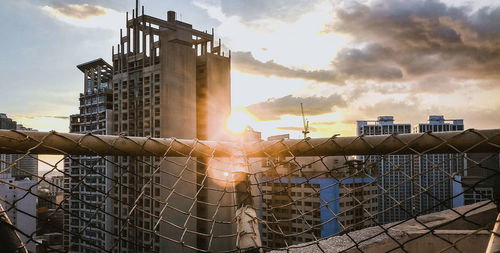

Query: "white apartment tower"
(357, 116), (413, 224)
(415, 115), (464, 214)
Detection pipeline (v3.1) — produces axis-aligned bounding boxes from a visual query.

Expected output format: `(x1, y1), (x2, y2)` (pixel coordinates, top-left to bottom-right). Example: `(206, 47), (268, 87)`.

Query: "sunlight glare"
(226, 108), (256, 134)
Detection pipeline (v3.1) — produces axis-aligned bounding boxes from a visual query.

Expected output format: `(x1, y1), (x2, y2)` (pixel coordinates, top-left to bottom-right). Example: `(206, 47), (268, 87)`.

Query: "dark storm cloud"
(233, 0), (500, 84)
(232, 51), (342, 84)
(333, 45), (403, 80)
(325, 0), (500, 79)
(246, 94), (346, 121)
(219, 0), (321, 22)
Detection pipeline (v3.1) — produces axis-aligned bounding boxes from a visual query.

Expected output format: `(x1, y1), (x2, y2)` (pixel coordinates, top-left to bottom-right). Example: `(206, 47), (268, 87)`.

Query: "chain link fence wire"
(0, 129), (499, 252)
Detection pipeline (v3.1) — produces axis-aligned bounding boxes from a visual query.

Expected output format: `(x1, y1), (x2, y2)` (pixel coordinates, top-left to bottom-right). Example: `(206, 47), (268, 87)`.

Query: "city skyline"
(1, 2), (499, 251)
(1, 0), (500, 139)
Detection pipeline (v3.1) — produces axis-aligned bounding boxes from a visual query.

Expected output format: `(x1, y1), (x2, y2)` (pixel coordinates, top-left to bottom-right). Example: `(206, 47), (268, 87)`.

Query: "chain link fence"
(0, 129), (499, 252)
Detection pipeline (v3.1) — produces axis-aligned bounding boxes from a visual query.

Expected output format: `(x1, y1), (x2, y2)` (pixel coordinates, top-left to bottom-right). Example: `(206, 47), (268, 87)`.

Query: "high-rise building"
(357, 116), (413, 224)
(110, 6), (230, 252)
(63, 58), (114, 252)
(414, 115), (464, 214)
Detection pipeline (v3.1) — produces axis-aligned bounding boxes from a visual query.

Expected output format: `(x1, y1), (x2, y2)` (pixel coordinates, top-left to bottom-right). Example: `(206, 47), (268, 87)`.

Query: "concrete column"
(127, 12), (131, 55)
(97, 66), (102, 90)
(84, 69), (89, 94)
(90, 69), (96, 94)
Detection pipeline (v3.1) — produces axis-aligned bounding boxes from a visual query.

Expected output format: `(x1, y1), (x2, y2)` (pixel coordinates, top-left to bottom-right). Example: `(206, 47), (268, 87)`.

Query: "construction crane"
(300, 103), (310, 139)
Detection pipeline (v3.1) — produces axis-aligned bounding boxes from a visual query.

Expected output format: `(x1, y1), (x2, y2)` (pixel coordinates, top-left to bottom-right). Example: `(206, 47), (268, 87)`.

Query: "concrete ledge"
(271, 201), (497, 253)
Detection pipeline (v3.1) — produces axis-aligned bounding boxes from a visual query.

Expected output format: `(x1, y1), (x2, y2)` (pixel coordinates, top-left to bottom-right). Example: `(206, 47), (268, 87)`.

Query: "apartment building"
(462, 153), (499, 205)
(357, 116), (413, 224)
(414, 115), (465, 214)
(259, 135), (378, 248)
(63, 58), (114, 252)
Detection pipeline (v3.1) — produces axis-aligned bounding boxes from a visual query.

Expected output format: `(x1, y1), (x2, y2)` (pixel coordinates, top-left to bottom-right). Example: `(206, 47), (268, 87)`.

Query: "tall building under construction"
(62, 3), (231, 252)
(109, 5), (230, 252)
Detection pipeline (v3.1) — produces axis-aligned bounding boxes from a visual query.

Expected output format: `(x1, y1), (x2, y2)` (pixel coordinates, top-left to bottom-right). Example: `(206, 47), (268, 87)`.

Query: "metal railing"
(0, 129), (499, 252)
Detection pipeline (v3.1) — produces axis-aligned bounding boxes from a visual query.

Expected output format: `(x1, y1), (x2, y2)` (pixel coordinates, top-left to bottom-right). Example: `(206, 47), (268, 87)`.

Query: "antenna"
(300, 103), (310, 139)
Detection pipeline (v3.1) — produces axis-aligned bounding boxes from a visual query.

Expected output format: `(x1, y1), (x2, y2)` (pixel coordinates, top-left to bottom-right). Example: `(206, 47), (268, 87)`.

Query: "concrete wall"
(159, 35), (198, 252)
(347, 230), (490, 253)
(196, 54), (231, 141)
(160, 35), (197, 139)
(271, 201), (497, 253)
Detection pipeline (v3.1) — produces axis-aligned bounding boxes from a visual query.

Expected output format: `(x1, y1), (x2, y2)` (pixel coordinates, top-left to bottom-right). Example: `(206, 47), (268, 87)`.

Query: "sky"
(1, 0), (500, 140)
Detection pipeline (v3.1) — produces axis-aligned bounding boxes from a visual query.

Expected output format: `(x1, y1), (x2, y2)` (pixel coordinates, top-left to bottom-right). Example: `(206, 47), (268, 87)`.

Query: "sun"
(226, 108), (256, 134)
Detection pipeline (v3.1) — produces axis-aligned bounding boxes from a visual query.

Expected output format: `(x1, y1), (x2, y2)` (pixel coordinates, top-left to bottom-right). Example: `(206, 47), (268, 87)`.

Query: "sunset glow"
(2, 0), (500, 143)
(226, 108), (256, 134)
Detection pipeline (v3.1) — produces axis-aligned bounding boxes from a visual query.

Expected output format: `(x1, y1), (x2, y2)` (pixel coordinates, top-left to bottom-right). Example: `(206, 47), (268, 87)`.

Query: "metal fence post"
(234, 170), (262, 252)
(486, 212), (500, 253)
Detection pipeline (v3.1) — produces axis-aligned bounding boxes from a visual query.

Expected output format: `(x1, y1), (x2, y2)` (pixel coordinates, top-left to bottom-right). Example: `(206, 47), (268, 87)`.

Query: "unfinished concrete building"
(110, 5), (231, 252)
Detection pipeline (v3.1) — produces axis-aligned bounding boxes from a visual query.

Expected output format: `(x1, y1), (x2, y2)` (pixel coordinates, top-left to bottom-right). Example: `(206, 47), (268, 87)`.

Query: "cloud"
(246, 94), (346, 121)
(37, 0), (127, 12)
(199, 0), (322, 22)
(348, 98), (445, 128)
(56, 4), (106, 19)
(232, 51), (342, 84)
(40, 3), (124, 30)
(40, 115), (69, 120)
(323, 0), (500, 80)
(311, 121), (338, 126)
(223, 0), (500, 86)
(43, 4), (107, 19)
(11, 115), (69, 120)
(333, 45), (403, 80)
(276, 126), (318, 132)
(350, 97), (500, 132)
